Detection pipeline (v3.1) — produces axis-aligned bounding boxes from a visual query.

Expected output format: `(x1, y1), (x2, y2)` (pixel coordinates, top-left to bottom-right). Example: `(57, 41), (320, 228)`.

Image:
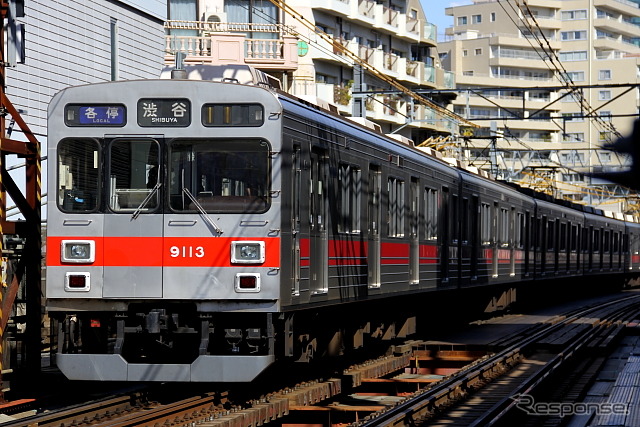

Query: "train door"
(367, 165), (381, 288)
(441, 187), (450, 283)
(103, 138), (163, 297)
(540, 216), (547, 274)
(492, 202), (498, 278)
(510, 207), (516, 277)
(409, 178), (419, 285)
(310, 147), (328, 294)
(470, 196), (479, 280)
(524, 211), (531, 277)
(291, 145), (302, 296)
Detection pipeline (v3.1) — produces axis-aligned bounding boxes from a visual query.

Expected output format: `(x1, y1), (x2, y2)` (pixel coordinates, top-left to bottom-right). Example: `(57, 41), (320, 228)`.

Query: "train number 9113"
(170, 246), (205, 258)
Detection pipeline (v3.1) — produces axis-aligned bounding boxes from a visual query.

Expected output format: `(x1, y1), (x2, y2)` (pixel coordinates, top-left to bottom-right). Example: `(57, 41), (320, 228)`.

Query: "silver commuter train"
(46, 65), (640, 382)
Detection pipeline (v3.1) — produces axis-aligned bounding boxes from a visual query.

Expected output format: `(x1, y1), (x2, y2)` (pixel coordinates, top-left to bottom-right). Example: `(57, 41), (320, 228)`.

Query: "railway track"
(6, 292), (640, 426)
(355, 293), (640, 426)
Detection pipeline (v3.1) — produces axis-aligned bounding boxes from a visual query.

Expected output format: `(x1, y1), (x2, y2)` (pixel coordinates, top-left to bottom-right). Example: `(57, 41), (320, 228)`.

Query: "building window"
(563, 132), (584, 142)
(225, 0), (278, 34)
(599, 111), (612, 121)
(110, 18), (118, 81)
(561, 30), (587, 41)
(599, 152), (612, 163)
(599, 131), (613, 142)
(168, 0), (197, 37)
(475, 48), (482, 55)
(562, 112), (584, 122)
(472, 14), (482, 24)
(599, 90), (612, 101)
(463, 49), (468, 56)
(561, 10), (587, 20)
(490, 12), (496, 22)
(559, 51), (588, 61)
(599, 69), (612, 80)
(562, 71), (585, 82)
(457, 16), (468, 25)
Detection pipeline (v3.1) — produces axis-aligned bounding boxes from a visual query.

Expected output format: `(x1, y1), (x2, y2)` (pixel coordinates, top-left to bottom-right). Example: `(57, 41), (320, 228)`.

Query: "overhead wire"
(267, 0), (479, 128)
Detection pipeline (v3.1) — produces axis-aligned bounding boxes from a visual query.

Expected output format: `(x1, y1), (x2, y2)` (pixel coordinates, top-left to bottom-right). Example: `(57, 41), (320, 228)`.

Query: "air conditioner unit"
(205, 12), (227, 24)
(203, 12), (227, 35)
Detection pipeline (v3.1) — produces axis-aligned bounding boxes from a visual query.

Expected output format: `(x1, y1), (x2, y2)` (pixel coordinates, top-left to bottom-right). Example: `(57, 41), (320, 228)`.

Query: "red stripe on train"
(47, 236), (281, 267)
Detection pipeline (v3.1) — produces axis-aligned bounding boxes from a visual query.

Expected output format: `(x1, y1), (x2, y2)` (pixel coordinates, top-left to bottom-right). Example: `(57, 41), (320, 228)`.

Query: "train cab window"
(57, 138), (100, 212)
(108, 139), (160, 213)
(169, 139), (270, 213)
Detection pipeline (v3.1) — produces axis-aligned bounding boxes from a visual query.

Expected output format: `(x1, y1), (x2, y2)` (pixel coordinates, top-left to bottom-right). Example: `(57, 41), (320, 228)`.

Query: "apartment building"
(165, 0), (455, 143)
(439, 0), (640, 211)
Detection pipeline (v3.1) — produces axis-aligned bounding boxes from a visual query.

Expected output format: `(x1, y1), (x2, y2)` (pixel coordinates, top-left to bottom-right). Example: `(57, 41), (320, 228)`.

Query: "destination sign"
(65, 104), (126, 127)
(137, 98), (191, 127)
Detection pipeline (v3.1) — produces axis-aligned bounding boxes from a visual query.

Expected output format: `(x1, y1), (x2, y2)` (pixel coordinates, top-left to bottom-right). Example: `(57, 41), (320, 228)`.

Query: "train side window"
(560, 222), (567, 252)
(593, 229), (601, 252)
(57, 138), (101, 213)
(388, 177), (405, 237)
(338, 164), (361, 234)
(424, 187), (438, 241)
(516, 212), (524, 248)
(481, 203), (491, 245)
(604, 230), (610, 253)
(499, 207), (508, 247)
(547, 219), (555, 250)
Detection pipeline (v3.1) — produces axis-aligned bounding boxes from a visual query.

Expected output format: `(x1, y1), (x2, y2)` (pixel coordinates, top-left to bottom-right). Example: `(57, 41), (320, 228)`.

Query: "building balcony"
(164, 21), (299, 71)
(353, 0), (376, 25)
(489, 34), (561, 50)
(489, 56), (552, 69)
(594, 17), (640, 38)
(313, 0), (351, 18)
(594, 36), (625, 51)
(524, 15), (561, 30)
(594, 0), (640, 16)
(422, 22), (437, 46)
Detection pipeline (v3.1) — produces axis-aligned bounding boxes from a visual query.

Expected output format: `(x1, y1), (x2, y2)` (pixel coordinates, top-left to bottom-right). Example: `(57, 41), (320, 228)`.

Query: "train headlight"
(231, 241), (265, 264)
(61, 240), (95, 263)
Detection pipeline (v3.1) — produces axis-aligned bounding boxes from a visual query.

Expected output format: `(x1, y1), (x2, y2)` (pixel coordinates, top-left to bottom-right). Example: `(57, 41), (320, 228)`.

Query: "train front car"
(46, 76), (283, 381)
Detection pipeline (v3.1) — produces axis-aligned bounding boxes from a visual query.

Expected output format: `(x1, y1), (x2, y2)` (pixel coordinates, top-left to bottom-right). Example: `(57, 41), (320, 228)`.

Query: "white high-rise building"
(439, 0), (640, 212)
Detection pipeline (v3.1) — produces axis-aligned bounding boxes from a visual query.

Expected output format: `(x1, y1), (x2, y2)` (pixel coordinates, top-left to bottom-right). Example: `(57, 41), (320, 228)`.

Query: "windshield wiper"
(182, 187), (223, 234)
(131, 183), (161, 220)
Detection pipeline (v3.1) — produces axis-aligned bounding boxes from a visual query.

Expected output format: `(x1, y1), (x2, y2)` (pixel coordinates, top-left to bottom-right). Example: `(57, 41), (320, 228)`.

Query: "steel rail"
(356, 294), (640, 426)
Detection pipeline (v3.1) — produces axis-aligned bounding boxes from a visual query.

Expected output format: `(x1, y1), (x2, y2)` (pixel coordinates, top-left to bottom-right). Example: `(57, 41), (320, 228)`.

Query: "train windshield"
(169, 139), (270, 213)
(108, 139), (160, 213)
(57, 138), (101, 212)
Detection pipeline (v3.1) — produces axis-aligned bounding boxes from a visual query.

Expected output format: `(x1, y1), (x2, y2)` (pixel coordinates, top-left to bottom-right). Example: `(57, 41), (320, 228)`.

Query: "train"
(45, 64), (640, 382)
